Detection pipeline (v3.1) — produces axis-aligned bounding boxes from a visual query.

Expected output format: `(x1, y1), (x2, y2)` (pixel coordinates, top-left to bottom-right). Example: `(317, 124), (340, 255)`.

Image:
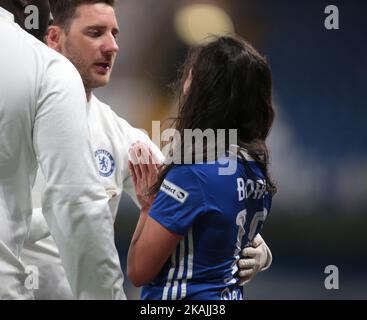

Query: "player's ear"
(46, 25), (63, 52)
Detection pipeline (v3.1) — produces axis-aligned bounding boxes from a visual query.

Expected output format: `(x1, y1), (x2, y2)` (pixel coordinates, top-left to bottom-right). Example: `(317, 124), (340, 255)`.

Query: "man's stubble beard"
(63, 38), (102, 91)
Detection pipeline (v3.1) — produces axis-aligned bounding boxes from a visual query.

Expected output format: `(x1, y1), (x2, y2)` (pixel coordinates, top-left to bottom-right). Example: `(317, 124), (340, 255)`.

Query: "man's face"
(56, 3), (119, 90)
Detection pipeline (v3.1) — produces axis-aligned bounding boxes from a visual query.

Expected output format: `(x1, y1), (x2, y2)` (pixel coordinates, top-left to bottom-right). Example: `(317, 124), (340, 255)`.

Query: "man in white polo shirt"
(0, 0), (124, 300)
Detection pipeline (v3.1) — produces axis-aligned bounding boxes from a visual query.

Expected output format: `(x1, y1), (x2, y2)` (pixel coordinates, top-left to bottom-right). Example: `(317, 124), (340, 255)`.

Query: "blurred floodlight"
(174, 4), (235, 46)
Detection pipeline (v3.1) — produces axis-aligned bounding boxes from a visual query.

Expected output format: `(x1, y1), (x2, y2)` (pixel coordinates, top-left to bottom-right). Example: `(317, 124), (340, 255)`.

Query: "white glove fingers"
(242, 247), (257, 258)
(238, 268), (254, 279)
(252, 233), (264, 247)
(238, 258), (256, 269)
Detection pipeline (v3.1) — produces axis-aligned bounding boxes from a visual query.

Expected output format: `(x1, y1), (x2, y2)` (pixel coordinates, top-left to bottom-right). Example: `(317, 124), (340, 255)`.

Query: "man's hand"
(128, 141), (161, 210)
(237, 234), (272, 286)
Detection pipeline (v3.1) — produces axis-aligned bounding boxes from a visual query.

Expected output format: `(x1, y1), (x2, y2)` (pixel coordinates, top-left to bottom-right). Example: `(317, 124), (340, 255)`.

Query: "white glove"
(237, 234), (273, 286)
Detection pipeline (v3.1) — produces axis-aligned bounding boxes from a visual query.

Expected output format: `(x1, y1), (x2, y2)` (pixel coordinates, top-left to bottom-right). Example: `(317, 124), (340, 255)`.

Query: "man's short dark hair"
(49, 0), (115, 32)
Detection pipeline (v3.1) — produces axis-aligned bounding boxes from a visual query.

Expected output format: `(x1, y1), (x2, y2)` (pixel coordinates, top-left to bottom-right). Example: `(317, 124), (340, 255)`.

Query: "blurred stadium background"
(93, 0), (367, 299)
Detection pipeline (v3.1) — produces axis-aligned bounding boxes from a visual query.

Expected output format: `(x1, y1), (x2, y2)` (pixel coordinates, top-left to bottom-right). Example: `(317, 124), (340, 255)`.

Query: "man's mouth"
(94, 62), (111, 74)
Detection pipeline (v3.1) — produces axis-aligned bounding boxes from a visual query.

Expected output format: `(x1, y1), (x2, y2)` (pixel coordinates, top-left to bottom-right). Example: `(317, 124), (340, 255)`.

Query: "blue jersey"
(141, 153), (272, 300)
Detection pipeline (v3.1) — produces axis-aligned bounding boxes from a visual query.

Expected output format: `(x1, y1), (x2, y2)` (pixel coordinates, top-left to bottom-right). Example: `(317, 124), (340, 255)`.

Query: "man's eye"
(88, 30), (101, 37)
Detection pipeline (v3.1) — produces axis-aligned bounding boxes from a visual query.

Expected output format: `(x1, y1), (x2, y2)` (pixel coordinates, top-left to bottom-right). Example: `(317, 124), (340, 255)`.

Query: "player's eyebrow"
(84, 25), (120, 34)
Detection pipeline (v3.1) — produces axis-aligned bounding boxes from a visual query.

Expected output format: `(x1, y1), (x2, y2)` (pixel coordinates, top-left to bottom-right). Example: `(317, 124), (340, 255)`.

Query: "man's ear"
(46, 25), (63, 52)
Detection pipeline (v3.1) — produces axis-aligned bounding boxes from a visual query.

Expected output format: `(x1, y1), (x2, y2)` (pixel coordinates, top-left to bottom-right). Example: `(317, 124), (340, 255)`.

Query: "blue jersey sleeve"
(148, 165), (206, 236)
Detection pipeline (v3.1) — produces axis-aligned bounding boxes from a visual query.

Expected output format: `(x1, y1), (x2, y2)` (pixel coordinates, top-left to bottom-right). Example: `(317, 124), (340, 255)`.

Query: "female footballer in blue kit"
(127, 35), (277, 300)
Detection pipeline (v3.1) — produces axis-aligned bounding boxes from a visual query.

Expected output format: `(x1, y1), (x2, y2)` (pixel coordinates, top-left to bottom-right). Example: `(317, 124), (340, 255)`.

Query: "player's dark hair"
(49, 0), (115, 32)
(153, 35), (277, 196)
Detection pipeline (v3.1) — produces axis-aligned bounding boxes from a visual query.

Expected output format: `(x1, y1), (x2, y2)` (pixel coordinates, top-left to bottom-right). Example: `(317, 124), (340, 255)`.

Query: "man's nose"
(102, 34), (119, 54)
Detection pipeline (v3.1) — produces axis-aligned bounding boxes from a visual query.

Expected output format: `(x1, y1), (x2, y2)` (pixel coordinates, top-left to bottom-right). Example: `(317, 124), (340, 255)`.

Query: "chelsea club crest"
(95, 149), (115, 177)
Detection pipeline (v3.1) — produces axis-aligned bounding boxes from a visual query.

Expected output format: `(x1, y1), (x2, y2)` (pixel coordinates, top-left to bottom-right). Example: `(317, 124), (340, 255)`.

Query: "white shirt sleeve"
(27, 208), (50, 244)
(33, 54), (125, 300)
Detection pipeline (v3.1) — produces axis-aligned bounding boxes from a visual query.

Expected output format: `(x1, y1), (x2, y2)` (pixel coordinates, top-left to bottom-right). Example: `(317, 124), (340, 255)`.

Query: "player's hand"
(237, 234), (272, 286)
(128, 141), (160, 211)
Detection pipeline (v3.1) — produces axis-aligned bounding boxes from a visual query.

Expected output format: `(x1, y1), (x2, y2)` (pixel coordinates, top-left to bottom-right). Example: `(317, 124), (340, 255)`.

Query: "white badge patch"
(160, 179), (189, 204)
